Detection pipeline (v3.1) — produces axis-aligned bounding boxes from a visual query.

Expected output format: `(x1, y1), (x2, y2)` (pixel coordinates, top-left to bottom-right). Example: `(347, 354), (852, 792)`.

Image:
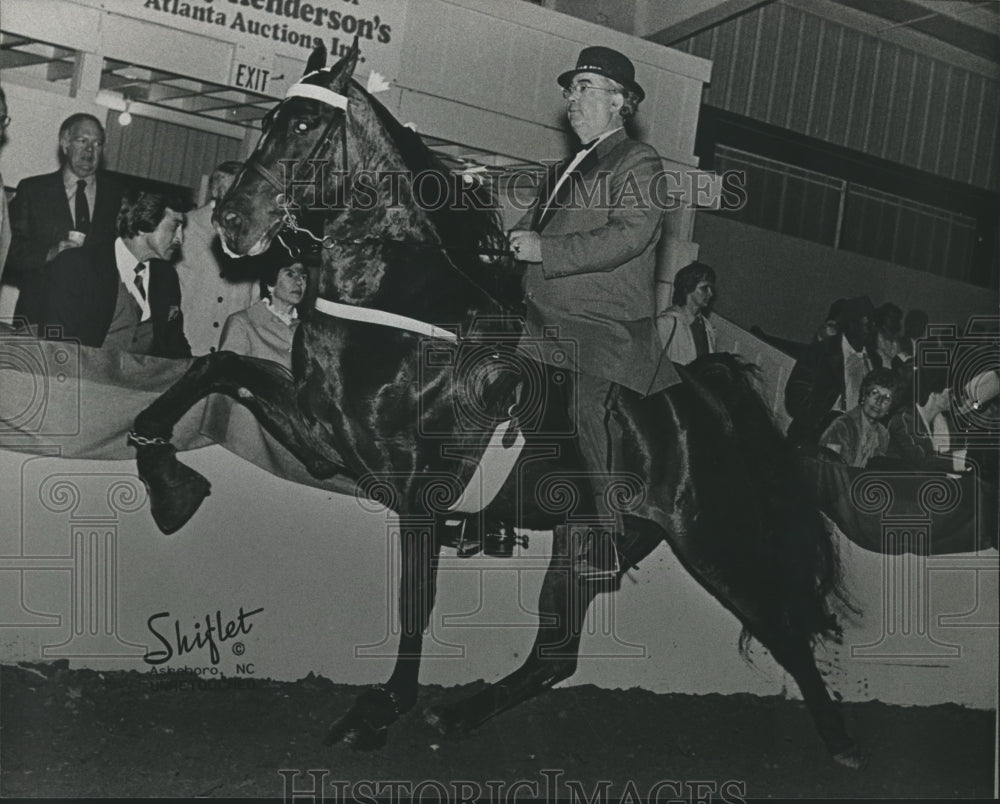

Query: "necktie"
(134, 264), (146, 301)
(74, 179), (91, 234)
(690, 315), (710, 357)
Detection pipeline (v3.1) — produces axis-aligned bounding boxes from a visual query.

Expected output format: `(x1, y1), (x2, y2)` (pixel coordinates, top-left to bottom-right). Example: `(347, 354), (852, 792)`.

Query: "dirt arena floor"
(1, 661), (996, 801)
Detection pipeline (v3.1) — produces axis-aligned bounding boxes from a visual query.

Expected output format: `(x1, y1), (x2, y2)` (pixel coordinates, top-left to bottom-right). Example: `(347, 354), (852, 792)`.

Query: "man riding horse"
(509, 46), (677, 580)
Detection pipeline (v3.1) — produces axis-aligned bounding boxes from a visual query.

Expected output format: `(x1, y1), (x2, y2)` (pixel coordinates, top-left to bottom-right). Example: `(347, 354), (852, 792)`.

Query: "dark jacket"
(785, 335), (853, 446)
(29, 240), (190, 358)
(5, 169), (125, 288)
(517, 129), (676, 395)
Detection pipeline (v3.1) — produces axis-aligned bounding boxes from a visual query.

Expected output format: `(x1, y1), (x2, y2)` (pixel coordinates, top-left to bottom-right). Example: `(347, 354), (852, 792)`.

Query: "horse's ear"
(304, 43), (327, 75)
(322, 36), (360, 90)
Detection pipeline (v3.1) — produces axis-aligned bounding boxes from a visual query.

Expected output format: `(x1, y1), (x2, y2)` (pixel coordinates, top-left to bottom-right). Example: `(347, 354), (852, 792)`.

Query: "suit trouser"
(571, 370), (624, 530)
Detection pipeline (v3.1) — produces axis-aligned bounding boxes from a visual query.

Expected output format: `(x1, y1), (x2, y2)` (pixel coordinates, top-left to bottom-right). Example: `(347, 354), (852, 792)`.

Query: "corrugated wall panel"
(935, 67), (964, 176)
(677, 2), (999, 190)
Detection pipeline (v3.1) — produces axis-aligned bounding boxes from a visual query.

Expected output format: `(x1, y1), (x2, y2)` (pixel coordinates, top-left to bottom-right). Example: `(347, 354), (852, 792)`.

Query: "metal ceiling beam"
(640, 0), (778, 46)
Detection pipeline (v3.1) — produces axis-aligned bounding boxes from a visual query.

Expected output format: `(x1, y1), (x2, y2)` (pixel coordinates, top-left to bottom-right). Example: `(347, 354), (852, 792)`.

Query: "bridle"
(245, 76), (512, 261)
(237, 72), (517, 327)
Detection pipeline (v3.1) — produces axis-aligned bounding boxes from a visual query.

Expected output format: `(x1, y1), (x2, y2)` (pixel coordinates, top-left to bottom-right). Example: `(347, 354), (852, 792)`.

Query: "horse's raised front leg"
(131, 351), (339, 534)
(326, 517), (440, 750)
(425, 520), (662, 734)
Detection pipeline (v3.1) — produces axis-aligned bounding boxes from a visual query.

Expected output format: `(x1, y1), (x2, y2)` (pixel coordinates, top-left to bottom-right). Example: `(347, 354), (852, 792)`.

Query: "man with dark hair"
(175, 160), (259, 355)
(785, 295), (875, 446)
(507, 46), (677, 579)
(23, 190), (190, 357)
(657, 261), (717, 365)
(5, 112), (125, 296)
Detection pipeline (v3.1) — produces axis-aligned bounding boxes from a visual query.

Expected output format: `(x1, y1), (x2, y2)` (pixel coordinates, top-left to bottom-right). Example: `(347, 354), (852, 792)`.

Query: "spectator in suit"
(6, 113), (125, 303)
(657, 261), (717, 365)
(219, 259), (308, 368)
(26, 189), (190, 358)
(818, 367), (897, 468)
(176, 160), (260, 356)
(0, 85), (10, 283)
(785, 295), (875, 446)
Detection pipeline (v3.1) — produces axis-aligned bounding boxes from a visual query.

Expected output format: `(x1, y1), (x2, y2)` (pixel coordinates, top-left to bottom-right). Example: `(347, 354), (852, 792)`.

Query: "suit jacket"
(785, 335), (857, 446)
(5, 169), (125, 287)
(30, 239), (190, 358)
(517, 129), (675, 395)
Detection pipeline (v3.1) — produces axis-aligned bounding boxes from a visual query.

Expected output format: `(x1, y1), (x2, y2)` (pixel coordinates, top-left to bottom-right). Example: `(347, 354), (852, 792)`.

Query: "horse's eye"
(293, 120), (311, 134)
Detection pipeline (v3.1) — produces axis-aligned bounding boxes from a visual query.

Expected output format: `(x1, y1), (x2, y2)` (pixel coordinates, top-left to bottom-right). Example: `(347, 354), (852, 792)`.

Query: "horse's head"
(215, 43), (358, 257)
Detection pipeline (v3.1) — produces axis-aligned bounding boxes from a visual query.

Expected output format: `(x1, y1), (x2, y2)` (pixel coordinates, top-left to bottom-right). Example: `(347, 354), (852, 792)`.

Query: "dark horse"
(130, 44), (864, 768)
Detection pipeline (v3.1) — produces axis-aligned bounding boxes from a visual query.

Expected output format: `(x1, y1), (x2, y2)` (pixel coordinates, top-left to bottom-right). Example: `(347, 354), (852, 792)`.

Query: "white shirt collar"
(841, 333), (865, 359)
(262, 296), (298, 327)
(115, 238), (151, 321)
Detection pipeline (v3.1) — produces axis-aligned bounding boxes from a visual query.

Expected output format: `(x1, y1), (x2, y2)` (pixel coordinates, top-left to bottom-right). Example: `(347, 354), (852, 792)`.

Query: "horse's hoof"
(136, 445), (211, 535)
(424, 705), (468, 737)
(148, 466), (211, 535)
(424, 707), (452, 736)
(325, 718), (387, 751)
(832, 743), (869, 770)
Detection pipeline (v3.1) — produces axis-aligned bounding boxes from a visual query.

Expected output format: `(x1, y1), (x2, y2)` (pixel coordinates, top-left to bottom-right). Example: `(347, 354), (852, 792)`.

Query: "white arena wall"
(0, 0), (997, 714)
(0, 438), (997, 711)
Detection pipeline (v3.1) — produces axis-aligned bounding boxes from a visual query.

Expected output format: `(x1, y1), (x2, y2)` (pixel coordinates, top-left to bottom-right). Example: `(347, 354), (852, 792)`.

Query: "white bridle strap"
(314, 298), (458, 342)
(285, 82), (349, 110)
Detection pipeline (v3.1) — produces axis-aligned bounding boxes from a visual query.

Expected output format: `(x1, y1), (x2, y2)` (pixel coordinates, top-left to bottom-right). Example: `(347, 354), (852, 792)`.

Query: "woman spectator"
(818, 367), (897, 468)
(219, 259), (308, 368)
(658, 261), (717, 365)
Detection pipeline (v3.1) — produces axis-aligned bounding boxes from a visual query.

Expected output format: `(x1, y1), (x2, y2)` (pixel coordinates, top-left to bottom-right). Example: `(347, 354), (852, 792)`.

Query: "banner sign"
(100, 0), (409, 84)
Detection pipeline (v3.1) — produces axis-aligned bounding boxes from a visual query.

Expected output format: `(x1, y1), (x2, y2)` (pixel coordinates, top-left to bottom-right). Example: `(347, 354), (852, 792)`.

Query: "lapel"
(44, 171), (75, 232)
(94, 241), (122, 340)
(533, 129), (627, 233)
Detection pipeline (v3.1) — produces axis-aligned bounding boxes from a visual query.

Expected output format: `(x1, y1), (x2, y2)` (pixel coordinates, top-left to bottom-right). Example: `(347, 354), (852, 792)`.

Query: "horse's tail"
(683, 352), (850, 653)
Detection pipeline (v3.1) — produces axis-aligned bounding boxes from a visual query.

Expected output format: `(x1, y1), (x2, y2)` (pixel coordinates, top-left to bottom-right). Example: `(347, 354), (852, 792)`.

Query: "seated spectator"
(785, 295), (874, 446)
(21, 189), (190, 357)
(886, 364), (954, 469)
(176, 160), (260, 356)
(657, 261), (716, 365)
(818, 367), (897, 467)
(218, 258), (308, 368)
(869, 302), (903, 370)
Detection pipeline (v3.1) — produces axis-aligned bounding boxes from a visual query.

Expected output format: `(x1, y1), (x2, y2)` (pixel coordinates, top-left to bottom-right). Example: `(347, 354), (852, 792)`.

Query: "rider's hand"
(508, 230), (541, 263)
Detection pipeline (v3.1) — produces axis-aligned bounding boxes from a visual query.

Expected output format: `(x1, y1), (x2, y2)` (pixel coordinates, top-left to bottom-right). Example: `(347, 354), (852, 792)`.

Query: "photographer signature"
(144, 605), (264, 666)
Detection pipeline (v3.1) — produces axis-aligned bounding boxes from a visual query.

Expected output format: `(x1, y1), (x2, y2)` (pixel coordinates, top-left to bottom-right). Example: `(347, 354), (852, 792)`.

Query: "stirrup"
(569, 525), (621, 582)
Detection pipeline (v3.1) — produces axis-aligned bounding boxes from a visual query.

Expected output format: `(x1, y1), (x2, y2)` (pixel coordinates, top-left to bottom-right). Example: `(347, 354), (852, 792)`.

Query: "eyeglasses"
(865, 389), (894, 405)
(0, 115), (10, 129)
(562, 82), (620, 100)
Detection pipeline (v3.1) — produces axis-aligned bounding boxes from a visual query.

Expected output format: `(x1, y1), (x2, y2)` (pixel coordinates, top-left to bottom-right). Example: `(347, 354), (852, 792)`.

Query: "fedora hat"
(558, 46), (645, 102)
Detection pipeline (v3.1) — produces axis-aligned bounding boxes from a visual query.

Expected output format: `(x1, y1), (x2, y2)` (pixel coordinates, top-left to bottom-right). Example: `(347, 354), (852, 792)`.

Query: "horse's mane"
(356, 83), (523, 318)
